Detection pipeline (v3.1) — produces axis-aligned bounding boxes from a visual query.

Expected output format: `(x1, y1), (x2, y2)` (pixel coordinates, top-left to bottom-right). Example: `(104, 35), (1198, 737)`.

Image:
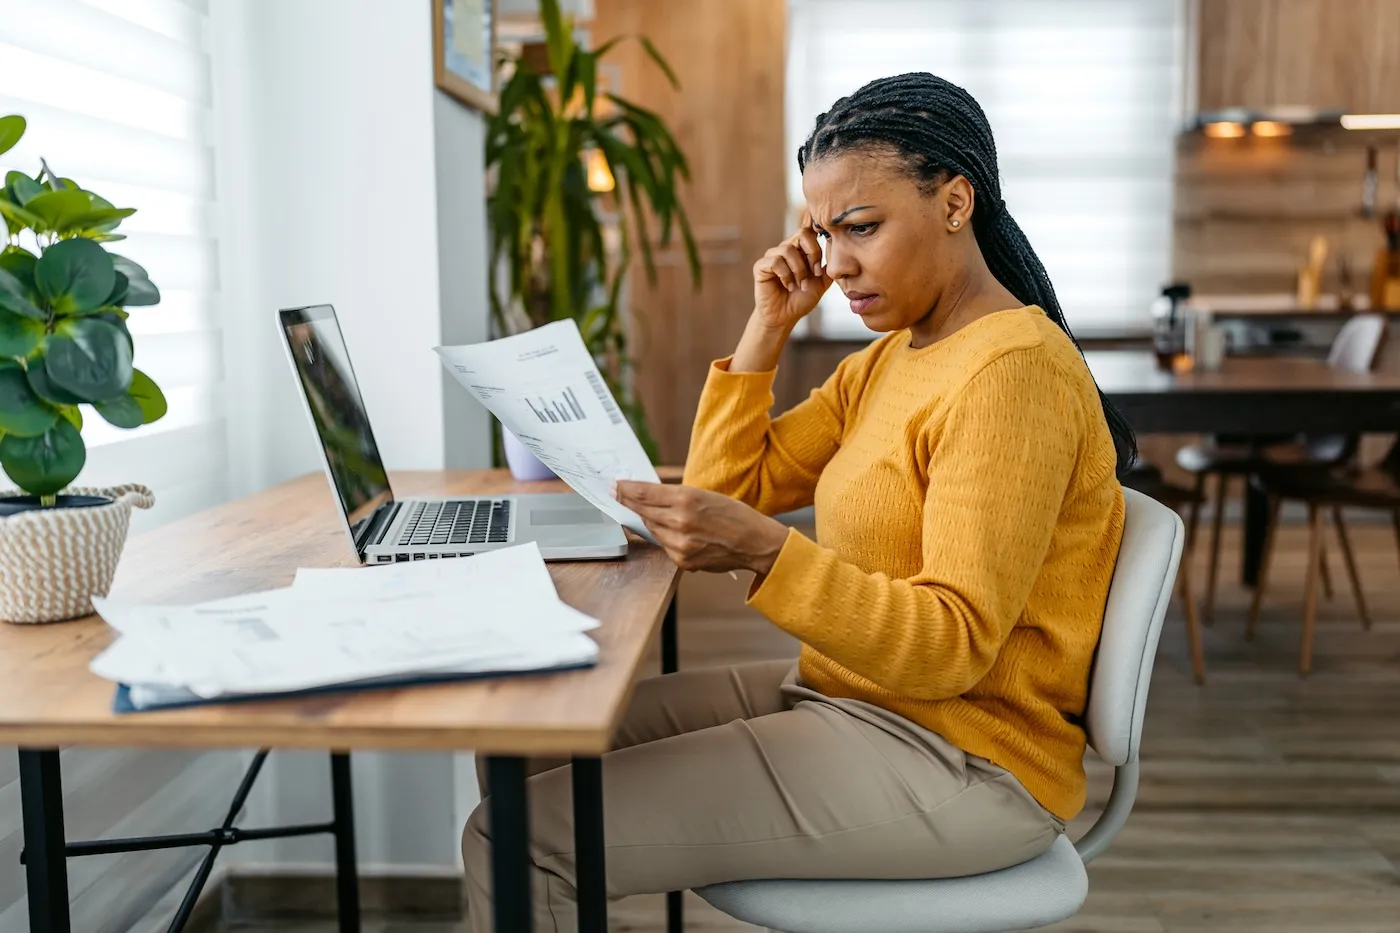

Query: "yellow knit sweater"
(684, 306), (1124, 820)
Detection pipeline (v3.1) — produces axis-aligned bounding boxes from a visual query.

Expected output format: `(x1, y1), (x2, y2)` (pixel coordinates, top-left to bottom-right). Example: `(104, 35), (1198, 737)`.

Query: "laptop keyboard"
(397, 499), (511, 547)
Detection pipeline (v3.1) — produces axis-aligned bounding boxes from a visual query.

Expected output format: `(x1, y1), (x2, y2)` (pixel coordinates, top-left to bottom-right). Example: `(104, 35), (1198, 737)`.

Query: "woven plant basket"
(0, 484), (154, 624)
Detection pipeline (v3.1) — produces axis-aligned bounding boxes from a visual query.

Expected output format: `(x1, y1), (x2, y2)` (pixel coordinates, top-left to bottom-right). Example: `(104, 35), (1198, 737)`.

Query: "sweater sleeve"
(682, 350), (863, 516)
(747, 349), (1084, 700)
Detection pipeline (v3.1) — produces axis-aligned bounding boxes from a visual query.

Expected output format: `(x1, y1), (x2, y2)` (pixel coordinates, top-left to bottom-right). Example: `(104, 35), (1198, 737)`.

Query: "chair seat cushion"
(693, 833), (1088, 933)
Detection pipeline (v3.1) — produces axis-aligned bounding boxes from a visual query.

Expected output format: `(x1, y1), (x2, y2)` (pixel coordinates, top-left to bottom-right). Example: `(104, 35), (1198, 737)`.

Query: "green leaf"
(84, 193), (127, 233)
(0, 198), (44, 236)
(45, 317), (133, 401)
(95, 393), (143, 428)
(57, 207), (135, 235)
(24, 189), (93, 231)
(0, 419), (85, 496)
(128, 368), (166, 423)
(639, 36), (681, 90)
(0, 267), (44, 320)
(0, 311), (43, 357)
(36, 237), (115, 313)
(25, 363), (82, 405)
(0, 366), (59, 437)
(0, 247), (37, 285)
(539, 0), (569, 79)
(58, 405), (81, 430)
(106, 271), (129, 307)
(109, 254), (159, 306)
(5, 172), (42, 207)
(578, 50), (597, 113)
(0, 116), (23, 157)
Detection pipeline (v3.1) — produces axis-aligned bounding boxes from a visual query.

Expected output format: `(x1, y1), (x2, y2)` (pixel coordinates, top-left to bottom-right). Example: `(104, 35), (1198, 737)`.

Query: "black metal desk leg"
(662, 593), (679, 675)
(572, 757), (606, 933)
(488, 757), (532, 933)
(329, 753), (361, 933)
(19, 749), (71, 933)
(662, 591), (682, 931)
(1243, 475), (1269, 587)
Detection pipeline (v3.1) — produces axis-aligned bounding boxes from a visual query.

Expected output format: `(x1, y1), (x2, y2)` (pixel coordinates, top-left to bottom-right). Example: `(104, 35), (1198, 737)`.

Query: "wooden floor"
(222, 518), (1400, 932)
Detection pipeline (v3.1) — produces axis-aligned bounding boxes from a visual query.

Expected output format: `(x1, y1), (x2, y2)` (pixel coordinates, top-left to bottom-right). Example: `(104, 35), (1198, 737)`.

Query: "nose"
(824, 237), (859, 280)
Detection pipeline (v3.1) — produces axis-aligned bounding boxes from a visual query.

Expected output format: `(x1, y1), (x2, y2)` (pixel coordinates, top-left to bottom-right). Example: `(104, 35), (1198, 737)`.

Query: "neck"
(908, 256), (1022, 349)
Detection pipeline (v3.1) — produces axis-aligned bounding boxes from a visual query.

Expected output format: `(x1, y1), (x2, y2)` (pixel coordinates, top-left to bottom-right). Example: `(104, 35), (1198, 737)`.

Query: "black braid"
(799, 73), (1137, 475)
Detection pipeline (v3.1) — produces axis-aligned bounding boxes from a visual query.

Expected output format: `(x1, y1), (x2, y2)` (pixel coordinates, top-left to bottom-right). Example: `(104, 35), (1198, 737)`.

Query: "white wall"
(208, 0), (491, 872)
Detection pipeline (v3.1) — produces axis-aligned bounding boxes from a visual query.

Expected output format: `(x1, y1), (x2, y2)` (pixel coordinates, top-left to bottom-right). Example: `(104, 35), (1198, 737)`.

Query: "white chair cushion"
(693, 833), (1088, 933)
(1085, 488), (1182, 766)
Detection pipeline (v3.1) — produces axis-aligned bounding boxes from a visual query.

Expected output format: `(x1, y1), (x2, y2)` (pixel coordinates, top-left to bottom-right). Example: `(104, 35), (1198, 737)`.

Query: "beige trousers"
(461, 660), (1063, 933)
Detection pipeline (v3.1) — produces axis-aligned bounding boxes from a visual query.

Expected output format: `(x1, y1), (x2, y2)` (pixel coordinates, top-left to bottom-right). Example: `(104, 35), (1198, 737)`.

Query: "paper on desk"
(89, 579), (599, 698)
(434, 320), (660, 540)
(289, 542), (593, 631)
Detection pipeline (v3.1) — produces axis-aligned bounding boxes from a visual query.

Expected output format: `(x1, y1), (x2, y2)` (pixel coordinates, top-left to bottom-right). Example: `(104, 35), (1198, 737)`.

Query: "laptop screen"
(278, 305), (393, 542)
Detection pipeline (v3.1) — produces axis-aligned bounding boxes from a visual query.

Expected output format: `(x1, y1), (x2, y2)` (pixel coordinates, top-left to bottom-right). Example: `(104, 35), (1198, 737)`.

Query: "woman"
(462, 72), (1129, 933)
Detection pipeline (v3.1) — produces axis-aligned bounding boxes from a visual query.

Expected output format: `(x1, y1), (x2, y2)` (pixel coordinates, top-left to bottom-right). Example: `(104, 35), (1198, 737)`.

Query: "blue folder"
(111, 659), (596, 714)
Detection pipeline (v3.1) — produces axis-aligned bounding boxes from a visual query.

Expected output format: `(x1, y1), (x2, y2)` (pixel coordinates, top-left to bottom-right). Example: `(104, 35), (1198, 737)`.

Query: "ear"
(944, 175), (975, 232)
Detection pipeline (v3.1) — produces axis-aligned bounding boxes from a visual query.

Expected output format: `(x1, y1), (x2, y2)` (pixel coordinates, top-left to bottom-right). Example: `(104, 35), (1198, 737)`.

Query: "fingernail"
(610, 481), (619, 500)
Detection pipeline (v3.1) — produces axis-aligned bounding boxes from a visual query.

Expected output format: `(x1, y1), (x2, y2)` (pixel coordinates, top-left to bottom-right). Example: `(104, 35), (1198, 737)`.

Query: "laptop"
(278, 304), (629, 563)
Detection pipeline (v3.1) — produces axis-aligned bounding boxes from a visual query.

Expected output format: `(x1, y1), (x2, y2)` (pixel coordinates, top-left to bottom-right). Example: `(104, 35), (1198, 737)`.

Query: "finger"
(777, 243), (811, 285)
(649, 526), (694, 567)
(767, 255), (796, 291)
(614, 480), (675, 509)
(795, 225), (824, 272)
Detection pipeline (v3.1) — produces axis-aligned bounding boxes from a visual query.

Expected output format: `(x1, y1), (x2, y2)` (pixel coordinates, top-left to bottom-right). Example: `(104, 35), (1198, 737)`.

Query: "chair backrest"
(1327, 314), (1387, 373)
(1084, 487), (1184, 767)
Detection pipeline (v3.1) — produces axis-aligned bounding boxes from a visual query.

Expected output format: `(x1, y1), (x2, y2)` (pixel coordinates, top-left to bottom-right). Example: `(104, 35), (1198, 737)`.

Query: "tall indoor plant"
(0, 114), (165, 622)
(486, 0), (701, 467)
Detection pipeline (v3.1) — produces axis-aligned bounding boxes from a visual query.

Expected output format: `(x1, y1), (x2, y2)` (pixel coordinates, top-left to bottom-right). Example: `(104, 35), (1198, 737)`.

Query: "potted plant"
(0, 114), (164, 623)
(486, 0), (701, 477)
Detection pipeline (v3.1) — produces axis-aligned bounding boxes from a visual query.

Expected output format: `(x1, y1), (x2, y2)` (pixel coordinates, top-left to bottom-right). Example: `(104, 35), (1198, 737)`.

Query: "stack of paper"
(90, 544), (600, 712)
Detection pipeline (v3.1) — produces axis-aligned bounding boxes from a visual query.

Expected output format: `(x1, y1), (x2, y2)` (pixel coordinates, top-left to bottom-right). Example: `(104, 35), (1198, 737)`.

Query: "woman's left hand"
(614, 481), (789, 575)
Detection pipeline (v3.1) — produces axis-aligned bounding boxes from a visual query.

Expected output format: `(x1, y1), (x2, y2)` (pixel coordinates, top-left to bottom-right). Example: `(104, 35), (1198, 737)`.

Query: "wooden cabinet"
(1197, 0), (1277, 111)
(1195, 0), (1400, 113)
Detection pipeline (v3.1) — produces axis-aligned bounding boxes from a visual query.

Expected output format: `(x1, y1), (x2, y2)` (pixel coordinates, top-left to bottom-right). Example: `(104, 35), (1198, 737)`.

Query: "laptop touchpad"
(531, 509), (606, 526)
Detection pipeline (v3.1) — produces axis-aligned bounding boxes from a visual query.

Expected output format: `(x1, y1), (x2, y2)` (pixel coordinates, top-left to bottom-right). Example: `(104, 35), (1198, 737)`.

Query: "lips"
(845, 290), (878, 314)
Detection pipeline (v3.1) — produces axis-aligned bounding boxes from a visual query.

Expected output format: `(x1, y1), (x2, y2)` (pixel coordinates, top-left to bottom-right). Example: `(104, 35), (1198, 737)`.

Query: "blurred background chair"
(1175, 314), (1388, 623)
(1246, 439), (1400, 675)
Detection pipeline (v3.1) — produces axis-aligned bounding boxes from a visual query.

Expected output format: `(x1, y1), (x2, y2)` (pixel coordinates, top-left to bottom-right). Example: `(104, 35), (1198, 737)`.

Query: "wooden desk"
(0, 471), (680, 933)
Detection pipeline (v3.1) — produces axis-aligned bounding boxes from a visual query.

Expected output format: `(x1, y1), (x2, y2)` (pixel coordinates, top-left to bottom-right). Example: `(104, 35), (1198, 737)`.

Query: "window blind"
(0, 0), (226, 531)
(787, 0), (1181, 338)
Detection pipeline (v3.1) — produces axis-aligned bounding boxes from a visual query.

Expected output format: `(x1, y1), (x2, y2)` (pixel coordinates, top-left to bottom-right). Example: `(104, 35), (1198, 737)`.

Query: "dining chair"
(1121, 466), (1206, 682)
(1246, 439), (1400, 676)
(1176, 314), (1387, 623)
(692, 489), (1184, 933)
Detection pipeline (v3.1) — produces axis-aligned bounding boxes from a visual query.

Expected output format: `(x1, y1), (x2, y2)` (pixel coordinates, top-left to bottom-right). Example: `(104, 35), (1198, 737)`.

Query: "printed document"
(89, 543), (600, 709)
(434, 320), (660, 539)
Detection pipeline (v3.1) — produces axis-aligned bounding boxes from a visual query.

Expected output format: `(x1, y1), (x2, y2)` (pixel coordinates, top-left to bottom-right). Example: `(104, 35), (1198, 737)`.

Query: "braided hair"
(799, 73), (1137, 475)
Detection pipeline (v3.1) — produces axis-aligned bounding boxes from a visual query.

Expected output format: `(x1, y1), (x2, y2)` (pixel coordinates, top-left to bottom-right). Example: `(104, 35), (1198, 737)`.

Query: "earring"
(951, 219), (961, 228)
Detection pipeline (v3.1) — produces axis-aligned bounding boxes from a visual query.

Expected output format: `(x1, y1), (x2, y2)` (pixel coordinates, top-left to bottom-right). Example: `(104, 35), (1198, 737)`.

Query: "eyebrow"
(828, 205), (875, 225)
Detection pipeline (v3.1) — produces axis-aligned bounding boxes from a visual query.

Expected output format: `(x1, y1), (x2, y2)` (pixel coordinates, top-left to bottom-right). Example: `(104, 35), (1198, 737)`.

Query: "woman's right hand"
(752, 213), (832, 331)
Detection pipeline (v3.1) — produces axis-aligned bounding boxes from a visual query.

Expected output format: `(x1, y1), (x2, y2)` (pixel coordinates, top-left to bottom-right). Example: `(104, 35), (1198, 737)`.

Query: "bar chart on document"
(434, 321), (660, 539)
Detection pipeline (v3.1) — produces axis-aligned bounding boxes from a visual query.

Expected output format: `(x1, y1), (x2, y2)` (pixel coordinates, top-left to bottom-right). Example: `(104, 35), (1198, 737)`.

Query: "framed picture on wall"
(433, 0), (498, 113)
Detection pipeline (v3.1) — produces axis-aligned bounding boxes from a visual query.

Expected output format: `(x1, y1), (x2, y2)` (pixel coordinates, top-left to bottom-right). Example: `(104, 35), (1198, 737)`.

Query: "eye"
(814, 227), (831, 241)
(850, 222), (879, 237)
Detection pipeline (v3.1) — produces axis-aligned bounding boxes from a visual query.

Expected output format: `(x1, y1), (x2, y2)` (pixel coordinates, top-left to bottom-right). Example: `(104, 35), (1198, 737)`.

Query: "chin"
(856, 312), (910, 334)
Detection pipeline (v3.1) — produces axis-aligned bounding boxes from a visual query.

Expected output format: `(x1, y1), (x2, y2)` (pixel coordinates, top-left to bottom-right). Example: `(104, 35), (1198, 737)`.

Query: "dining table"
(1084, 351), (1400, 585)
